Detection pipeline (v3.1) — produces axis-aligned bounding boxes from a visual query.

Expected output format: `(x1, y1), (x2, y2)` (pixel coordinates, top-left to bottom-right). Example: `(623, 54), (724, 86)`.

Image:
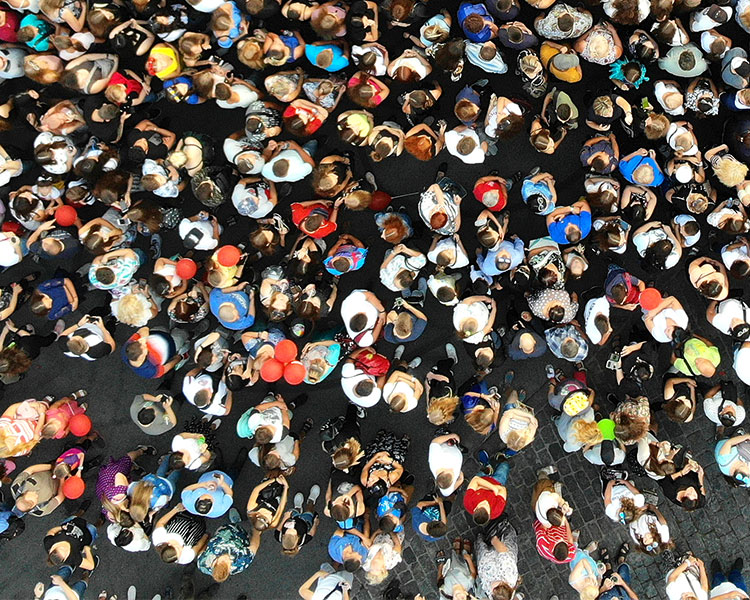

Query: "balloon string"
(389, 191), (421, 200)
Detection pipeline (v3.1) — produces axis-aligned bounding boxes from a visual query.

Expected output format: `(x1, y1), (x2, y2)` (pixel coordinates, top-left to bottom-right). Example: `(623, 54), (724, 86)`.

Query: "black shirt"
(82, 97), (121, 143)
(43, 517), (93, 568)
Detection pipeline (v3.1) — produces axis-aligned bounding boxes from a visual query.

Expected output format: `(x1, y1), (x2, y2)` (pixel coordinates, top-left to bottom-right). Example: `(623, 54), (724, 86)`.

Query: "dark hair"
(29, 290), (51, 317)
(137, 407), (156, 425)
(426, 520), (447, 537)
(343, 558), (361, 572)
(114, 528), (134, 547)
(548, 305), (565, 323)
(354, 379), (375, 397)
(128, 146), (147, 166)
(473, 505), (490, 525)
(553, 541), (570, 561)
(195, 498), (213, 515)
(350, 313), (367, 332)
(168, 452), (186, 470)
(547, 507), (564, 526)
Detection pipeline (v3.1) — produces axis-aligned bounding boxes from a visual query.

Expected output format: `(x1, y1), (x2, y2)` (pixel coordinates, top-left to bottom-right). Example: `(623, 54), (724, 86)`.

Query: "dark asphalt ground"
(0, 0), (749, 598)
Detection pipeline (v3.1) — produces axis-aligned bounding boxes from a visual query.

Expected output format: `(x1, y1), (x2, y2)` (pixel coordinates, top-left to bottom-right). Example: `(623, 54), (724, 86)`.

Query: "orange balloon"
(639, 288), (662, 311)
(176, 258), (198, 279)
(274, 339), (298, 363)
(217, 245), (241, 267)
(62, 476), (85, 499)
(283, 361), (306, 385)
(55, 205), (78, 227)
(260, 358), (284, 382)
(68, 414), (92, 437)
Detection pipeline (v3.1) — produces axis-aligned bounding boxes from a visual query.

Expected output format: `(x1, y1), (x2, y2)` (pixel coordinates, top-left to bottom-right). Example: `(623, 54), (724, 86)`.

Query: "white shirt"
(428, 440), (463, 496)
(710, 298), (749, 335)
(722, 243), (750, 270)
(666, 571), (708, 600)
(171, 435), (206, 471)
(107, 523), (151, 552)
(535, 491), (563, 527)
(151, 526), (196, 564)
(703, 390), (747, 426)
(604, 484), (645, 522)
(444, 129), (486, 164)
(647, 307), (689, 344)
(382, 379), (419, 412)
(340, 362), (381, 407)
(223, 138), (264, 174)
(178, 218), (218, 251)
(453, 300), (491, 344)
(0, 233), (22, 267)
(711, 582), (749, 599)
(341, 290), (380, 347)
(262, 150), (312, 182)
(427, 237), (470, 269)
(188, 0), (224, 11)
(654, 81), (686, 116)
(379, 251), (426, 291)
(734, 345), (750, 385)
(182, 373), (228, 416)
(584, 296), (610, 345)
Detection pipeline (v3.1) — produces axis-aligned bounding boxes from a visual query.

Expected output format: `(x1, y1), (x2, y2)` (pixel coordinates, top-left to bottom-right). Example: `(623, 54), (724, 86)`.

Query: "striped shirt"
(533, 520), (576, 564)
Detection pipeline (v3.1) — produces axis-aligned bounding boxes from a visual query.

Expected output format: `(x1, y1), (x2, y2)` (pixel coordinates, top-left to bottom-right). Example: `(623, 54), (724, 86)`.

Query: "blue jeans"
(598, 564), (631, 600)
(55, 566), (87, 598)
(480, 461), (510, 486)
(291, 509), (316, 528)
(157, 458), (181, 489)
(712, 568), (748, 593)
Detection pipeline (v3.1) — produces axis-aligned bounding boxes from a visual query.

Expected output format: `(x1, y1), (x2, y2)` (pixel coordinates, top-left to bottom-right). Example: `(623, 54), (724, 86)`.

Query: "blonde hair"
(465, 406), (495, 434)
(505, 429), (529, 451)
(714, 156), (749, 187)
(212, 558), (230, 582)
(427, 396), (458, 425)
(115, 293), (152, 326)
(128, 480), (154, 523)
(571, 420), (603, 445)
(580, 586), (600, 600)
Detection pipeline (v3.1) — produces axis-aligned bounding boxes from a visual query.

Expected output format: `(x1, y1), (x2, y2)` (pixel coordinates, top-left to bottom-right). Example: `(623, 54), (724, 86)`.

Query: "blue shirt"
(127, 474), (174, 510)
(210, 288), (255, 330)
(328, 529), (368, 562)
(548, 212), (592, 245)
(305, 44), (350, 72)
(477, 238), (525, 277)
(410, 505), (443, 541)
(181, 470), (234, 518)
(37, 278), (73, 320)
(324, 246), (368, 276)
(618, 153), (665, 187)
(458, 2), (494, 42)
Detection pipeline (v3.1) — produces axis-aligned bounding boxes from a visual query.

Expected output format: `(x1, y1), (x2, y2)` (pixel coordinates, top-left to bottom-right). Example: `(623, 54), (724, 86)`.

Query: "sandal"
(598, 547), (611, 564)
(462, 539), (473, 555)
(452, 537), (462, 553)
(616, 542), (631, 565)
(436, 550), (447, 566)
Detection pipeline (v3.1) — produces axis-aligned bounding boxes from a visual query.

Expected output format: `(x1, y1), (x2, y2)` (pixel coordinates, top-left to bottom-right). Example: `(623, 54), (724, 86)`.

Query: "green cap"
(598, 418), (616, 440)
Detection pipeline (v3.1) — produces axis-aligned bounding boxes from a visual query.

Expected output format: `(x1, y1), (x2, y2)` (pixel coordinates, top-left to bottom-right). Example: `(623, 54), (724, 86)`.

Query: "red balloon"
(283, 361), (306, 385)
(62, 476), (85, 499)
(369, 190), (392, 211)
(176, 258), (198, 280)
(274, 339), (298, 363)
(260, 358), (284, 382)
(68, 414), (92, 437)
(217, 245), (241, 267)
(55, 205), (78, 227)
(639, 288), (662, 311)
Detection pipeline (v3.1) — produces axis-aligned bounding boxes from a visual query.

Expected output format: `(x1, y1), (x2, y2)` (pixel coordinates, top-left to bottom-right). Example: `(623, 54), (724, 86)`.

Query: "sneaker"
(445, 343), (458, 364)
(149, 234), (162, 259)
(308, 484), (321, 504)
(518, 389), (527, 403)
(300, 418), (314, 436)
(476, 449), (490, 465)
(72, 389), (88, 400)
(355, 406), (367, 419)
(408, 357), (422, 369)
(545, 364), (556, 380)
(732, 557), (744, 573)
(504, 370), (515, 386)
(137, 445), (157, 456)
(228, 507), (241, 524)
(393, 344), (405, 361)
(127, 585), (136, 599)
(210, 419), (222, 430)
(293, 492), (304, 510)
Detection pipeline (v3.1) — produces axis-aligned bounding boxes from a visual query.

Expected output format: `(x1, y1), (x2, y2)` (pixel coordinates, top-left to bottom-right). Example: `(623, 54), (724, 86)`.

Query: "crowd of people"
(0, 0), (750, 595)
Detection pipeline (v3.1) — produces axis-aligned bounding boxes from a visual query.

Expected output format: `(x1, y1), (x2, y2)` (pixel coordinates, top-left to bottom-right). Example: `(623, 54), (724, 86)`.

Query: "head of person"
(435, 469), (454, 490)
(157, 543), (179, 563)
(491, 582), (514, 600)
(113, 527), (134, 547)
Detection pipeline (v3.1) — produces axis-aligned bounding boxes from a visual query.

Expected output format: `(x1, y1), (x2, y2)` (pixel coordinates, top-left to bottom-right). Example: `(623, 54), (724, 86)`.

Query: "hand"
(50, 575), (64, 586)
(610, 573), (623, 585)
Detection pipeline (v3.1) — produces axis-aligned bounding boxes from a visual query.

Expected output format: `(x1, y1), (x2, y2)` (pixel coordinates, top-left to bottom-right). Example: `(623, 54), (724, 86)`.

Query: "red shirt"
(463, 476), (506, 519)
(0, 8), (19, 42)
(473, 180), (507, 211)
(291, 202), (337, 238)
(109, 72), (144, 98)
(533, 520), (576, 564)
